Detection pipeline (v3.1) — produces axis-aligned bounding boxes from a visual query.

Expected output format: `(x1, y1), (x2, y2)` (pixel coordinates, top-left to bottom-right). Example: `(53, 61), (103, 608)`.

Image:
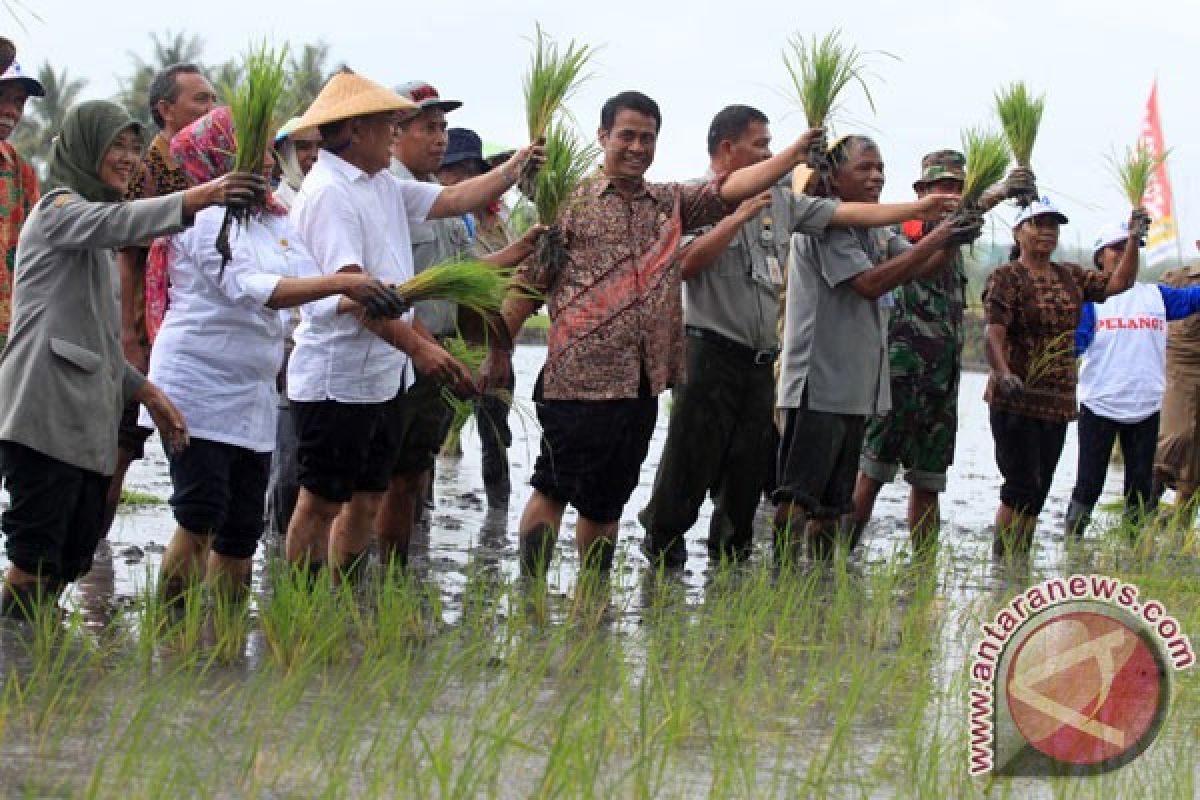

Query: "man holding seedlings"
(378, 81), (540, 567)
(850, 151), (1029, 552)
(105, 63), (218, 539)
(481, 91), (909, 576)
(638, 109), (970, 569)
(774, 136), (983, 563)
(282, 71), (539, 578)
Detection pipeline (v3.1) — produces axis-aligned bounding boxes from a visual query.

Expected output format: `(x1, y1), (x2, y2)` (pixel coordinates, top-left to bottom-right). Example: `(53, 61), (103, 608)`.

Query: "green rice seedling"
(782, 29), (894, 184)
(526, 119), (600, 274)
(994, 81), (1044, 166)
(217, 41), (289, 266)
(1023, 330), (1074, 389)
(523, 24), (596, 144)
(960, 127), (1012, 209)
(390, 261), (513, 320)
(1107, 142), (1168, 207)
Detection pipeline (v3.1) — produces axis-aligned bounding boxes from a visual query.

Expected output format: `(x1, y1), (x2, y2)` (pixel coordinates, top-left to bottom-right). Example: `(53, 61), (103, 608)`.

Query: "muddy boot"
(773, 508), (808, 569)
(519, 523), (557, 578)
(1064, 500), (1093, 540)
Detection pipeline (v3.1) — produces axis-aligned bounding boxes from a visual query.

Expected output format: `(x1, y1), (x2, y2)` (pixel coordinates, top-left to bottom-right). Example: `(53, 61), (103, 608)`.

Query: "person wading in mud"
(850, 150), (1030, 554)
(773, 136), (982, 564)
(480, 90), (836, 576)
(638, 108), (966, 570)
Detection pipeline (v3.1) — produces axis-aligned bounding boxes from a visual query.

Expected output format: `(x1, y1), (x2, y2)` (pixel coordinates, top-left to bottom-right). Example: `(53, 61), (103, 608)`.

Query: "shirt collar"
(389, 158), (438, 184)
(318, 149), (369, 183)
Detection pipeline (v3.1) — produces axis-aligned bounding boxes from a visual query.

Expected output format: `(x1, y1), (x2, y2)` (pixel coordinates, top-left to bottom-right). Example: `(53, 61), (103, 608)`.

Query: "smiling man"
(0, 58), (44, 353)
(773, 136), (982, 563)
(480, 91), (830, 576)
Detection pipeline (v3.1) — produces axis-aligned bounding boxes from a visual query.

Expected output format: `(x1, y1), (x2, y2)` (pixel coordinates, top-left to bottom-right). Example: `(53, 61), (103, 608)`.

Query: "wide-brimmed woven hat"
(294, 71), (416, 131)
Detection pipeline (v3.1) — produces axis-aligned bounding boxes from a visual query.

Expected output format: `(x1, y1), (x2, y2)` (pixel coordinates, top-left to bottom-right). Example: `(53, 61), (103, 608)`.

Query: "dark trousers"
(639, 336), (776, 563)
(477, 373), (514, 489)
(0, 441), (109, 583)
(990, 407), (1068, 516)
(266, 402), (300, 538)
(1071, 405), (1160, 517)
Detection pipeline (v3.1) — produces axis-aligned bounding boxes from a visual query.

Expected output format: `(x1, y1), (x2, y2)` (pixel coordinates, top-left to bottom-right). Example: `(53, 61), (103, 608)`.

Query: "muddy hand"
(735, 192), (773, 224)
(343, 275), (408, 320)
(479, 348), (513, 394)
(996, 373), (1024, 399)
(219, 172), (269, 208)
(143, 384), (190, 454)
(1005, 167), (1036, 198)
(916, 193), (960, 221)
(413, 340), (478, 397)
(946, 209), (985, 246)
(1130, 207), (1152, 241)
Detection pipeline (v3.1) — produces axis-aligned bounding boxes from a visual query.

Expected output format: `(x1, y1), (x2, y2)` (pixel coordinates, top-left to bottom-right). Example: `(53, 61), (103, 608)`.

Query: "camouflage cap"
(913, 149), (965, 190)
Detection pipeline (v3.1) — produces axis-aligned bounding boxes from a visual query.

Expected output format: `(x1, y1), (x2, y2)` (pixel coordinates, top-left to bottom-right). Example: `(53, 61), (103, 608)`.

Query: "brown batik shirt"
(121, 131), (190, 347)
(516, 172), (728, 400)
(982, 260), (1109, 422)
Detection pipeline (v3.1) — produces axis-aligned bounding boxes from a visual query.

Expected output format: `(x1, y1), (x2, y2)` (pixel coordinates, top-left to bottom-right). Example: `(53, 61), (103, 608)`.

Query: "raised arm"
(1102, 208), (1147, 298)
(848, 215), (977, 300)
(428, 145), (540, 220)
(679, 193), (771, 280)
(830, 193), (961, 229)
(720, 130), (822, 205)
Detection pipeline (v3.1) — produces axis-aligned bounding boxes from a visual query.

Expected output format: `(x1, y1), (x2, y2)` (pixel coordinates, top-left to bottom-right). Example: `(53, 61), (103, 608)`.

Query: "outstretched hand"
(341, 274), (409, 320)
(1130, 207), (1152, 242)
(943, 208), (985, 246)
(995, 373), (1024, 400)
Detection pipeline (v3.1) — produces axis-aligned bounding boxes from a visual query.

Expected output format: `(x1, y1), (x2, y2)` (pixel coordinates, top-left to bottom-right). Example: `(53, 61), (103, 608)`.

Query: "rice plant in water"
(959, 127), (1011, 209)
(217, 41), (289, 266)
(1107, 142), (1168, 207)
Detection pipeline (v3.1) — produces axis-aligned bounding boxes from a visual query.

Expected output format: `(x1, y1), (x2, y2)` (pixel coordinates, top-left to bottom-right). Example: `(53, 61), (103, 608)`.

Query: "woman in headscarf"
(0, 99), (264, 618)
(272, 117), (321, 210)
(142, 107), (403, 600)
(982, 198), (1146, 556)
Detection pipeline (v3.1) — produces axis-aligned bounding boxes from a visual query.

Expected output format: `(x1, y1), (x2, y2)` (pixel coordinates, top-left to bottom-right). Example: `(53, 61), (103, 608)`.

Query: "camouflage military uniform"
(861, 153), (967, 492)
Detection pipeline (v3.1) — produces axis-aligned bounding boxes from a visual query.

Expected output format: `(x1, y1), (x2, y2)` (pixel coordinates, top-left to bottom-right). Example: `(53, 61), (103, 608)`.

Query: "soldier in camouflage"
(851, 150), (1028, 551)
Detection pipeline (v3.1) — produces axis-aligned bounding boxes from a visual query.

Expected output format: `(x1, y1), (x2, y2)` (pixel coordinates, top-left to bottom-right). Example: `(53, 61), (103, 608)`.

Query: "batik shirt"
(515, 172), (727, 400)
(0, 142), (39, 339)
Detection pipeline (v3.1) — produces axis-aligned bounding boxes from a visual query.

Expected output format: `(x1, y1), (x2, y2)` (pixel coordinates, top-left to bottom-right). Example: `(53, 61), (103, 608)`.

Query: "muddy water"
(1, 345), (1129, 617)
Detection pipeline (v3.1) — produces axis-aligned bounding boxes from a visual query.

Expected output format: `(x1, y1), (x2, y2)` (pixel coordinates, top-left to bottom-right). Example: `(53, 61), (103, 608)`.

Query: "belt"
(685, 325), (778, 365)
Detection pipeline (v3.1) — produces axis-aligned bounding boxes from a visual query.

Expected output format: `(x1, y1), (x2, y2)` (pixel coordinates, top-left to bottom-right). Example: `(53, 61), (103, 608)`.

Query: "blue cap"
(441, 127), (488, 171)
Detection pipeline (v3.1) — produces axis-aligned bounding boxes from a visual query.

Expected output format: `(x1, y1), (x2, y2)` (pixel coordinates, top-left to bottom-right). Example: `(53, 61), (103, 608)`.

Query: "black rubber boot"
(519, 523), (557, 577)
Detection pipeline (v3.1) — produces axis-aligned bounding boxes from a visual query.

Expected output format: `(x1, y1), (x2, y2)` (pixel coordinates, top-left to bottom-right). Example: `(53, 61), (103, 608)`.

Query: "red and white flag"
(1139, 82), (1180, 266)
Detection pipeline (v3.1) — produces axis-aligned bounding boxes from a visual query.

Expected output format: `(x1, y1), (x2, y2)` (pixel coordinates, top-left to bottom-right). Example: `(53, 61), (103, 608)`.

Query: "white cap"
(1015, 196), (1069, 227)
(1092, 222), (1131, 266)
(0, 60), (44, 97)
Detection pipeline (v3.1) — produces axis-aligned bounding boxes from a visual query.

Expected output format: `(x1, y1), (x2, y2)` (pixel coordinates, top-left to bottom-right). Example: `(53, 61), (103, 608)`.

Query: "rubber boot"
(1064, 500), (1093, 540)
(519, 523), (557, 578)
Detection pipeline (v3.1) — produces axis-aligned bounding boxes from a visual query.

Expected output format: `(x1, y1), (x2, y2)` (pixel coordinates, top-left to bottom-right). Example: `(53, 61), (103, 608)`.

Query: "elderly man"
(850, 152), (1027, 553)
(0, 57), (44, 353)
(481, 91), (853, 576)
(637, 108), (970, 569)
(104, 63), (217, 538)
(283, 71), (539, 578)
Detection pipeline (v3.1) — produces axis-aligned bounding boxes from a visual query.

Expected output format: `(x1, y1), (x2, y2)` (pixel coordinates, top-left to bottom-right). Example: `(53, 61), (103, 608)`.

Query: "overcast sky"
(10, 0), (1200, 260)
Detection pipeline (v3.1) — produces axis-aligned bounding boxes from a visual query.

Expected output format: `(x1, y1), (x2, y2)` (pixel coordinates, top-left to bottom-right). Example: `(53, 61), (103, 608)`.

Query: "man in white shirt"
(283, 71), (538, 577)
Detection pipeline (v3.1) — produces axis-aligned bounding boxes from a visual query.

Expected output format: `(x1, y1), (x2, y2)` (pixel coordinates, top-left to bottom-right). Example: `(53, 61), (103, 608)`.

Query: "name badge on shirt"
(766, 254), (784, 287)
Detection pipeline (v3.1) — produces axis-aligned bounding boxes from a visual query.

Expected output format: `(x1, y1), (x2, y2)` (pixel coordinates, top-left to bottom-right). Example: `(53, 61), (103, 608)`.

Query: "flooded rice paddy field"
(0, 347), (1196, 798)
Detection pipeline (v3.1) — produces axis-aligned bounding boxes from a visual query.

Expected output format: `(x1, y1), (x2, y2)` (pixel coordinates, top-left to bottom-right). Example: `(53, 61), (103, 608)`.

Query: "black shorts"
(387, 374), (454, 476)
(117, 400), (154, 459)
(773, 400), (867, 519)
(291, 397), (399, 503)
(989, 406), (1068, 515)
(0, 440), (109, 583)
(167, 438), (271, 559)
(530, 372), (658, 524)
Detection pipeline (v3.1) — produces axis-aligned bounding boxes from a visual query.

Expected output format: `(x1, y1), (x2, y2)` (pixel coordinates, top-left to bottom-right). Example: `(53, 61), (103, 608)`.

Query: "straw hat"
(293, 71), (417, 131)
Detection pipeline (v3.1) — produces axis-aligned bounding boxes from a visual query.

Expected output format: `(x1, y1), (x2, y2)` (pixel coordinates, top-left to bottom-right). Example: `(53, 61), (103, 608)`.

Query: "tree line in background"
(9, 31), (340, 183)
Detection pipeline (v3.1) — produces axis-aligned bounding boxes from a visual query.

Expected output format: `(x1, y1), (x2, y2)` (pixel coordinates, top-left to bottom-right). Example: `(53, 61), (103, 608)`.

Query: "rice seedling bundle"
(217, 42), (289, 266)
(959, 127), (1011, 210)
(782, 29), (892, 188)
(994, 81), (1044, 206)
(534, 120), (600, 226)
(388, 261), (514, 319)
(523, 24), (595, 144)
(1107, 143), (1168, 207)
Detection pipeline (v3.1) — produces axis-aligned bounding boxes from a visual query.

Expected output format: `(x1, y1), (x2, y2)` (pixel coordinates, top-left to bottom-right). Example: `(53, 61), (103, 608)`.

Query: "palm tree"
(118, 31), (206, 129)
(281, 42), (335, 119)
(9, 62), (88, 178)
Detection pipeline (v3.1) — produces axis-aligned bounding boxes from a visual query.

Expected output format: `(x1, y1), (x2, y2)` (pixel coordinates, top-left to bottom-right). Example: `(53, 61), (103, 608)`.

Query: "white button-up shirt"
(142, 206), (311, 452)
(286, 150), (442, 404)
